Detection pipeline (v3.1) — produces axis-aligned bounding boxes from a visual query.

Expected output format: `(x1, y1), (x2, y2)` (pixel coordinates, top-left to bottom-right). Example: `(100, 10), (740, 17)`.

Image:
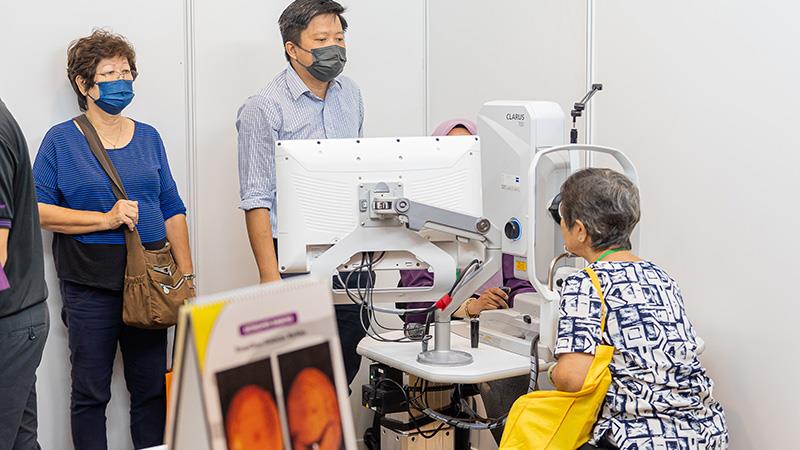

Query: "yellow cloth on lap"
(499, 267), (613, 450)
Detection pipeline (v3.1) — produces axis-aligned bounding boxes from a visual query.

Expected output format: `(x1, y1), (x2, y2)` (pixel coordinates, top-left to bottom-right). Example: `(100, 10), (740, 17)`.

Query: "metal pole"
(422, 0), (431, 135)
(433, 317), (451, 352)
(183, 0), (200, 287)
(585, 0), (596, 166)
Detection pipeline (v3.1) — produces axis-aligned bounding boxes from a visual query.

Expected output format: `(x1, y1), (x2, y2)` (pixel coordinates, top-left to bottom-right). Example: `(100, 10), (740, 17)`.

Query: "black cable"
(529, 333), (541, 392)
(448, 259), (480, 297)
(375, 378), (448, 439)
(338, 253), (489, 346)
(365, 252), (408, 333)
(349, 252), (476, 344)
(356, 252), (414, 343)
(343, 253), (409, 343)
(411, 379), (508, 431)
(412, 379), (449, 439)
(421, 259), (481, 345)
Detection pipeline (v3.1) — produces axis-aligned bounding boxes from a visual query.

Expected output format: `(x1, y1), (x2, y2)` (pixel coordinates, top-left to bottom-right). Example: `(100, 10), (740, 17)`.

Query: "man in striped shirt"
(236, 0), (366, 386)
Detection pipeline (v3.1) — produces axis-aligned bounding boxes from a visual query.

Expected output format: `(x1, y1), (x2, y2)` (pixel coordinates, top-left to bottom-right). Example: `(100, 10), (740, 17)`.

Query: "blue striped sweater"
(32, 119), (186, 245)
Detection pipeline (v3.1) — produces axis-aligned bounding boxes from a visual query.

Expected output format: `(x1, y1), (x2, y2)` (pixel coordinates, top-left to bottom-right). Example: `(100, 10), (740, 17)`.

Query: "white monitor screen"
(275, 136), (482, 274)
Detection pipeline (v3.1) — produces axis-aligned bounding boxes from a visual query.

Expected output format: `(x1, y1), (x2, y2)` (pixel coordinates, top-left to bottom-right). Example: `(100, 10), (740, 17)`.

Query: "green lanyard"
(595, 248), (624, 262)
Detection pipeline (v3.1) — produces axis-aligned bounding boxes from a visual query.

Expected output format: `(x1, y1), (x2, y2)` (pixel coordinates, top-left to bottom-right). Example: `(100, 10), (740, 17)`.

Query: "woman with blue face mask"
(31, 30), (193, 450)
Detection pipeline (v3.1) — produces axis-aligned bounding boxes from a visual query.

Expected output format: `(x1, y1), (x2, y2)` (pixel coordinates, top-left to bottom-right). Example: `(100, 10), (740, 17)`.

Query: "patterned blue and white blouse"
(556, 261), (728, 449)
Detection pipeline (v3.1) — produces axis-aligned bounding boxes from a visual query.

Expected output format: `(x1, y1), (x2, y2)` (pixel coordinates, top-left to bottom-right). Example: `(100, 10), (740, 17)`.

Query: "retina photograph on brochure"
(173, 277), (356, 450)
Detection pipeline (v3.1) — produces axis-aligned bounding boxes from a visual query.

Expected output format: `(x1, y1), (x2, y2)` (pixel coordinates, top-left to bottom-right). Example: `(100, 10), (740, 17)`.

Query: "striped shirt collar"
(285, 63), (342, 100)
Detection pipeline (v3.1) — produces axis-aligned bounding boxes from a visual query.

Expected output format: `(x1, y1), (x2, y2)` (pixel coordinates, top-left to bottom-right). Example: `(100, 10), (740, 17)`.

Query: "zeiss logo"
(506, 113), (526, 121)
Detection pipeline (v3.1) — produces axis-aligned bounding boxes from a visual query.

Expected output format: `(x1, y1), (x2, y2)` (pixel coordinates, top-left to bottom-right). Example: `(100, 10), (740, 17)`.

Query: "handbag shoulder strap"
(583, 267), (608, 336)
(72, 115), (128, 201)
(73, 115), (144, 248)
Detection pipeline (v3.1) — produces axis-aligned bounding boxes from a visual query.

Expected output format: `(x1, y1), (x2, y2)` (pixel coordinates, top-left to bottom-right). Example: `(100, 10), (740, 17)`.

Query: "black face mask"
(294, 44), (347, 82)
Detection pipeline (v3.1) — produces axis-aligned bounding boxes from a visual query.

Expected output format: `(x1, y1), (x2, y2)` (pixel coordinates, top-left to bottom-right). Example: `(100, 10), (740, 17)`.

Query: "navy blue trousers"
(60, 281), (166, 450)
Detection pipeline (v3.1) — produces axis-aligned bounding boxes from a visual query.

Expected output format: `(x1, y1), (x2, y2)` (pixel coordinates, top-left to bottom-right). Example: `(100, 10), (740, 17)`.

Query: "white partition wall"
(0, 2), (189, 449)
(592, 1), (800, 448)
(190, 0), (293, 297)
(427, 0), (588, 137)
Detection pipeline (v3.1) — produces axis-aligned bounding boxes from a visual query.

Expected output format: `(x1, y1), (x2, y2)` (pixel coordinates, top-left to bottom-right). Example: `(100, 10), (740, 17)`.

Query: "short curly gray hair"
(560, 168), (640, 251)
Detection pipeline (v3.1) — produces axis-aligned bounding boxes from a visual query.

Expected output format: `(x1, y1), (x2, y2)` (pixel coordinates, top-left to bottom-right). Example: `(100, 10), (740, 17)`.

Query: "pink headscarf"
(432, 118), (477, 136)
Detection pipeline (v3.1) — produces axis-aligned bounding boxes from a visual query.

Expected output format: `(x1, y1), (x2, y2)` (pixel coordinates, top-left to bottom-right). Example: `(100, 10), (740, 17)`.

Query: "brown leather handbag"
(74, 115), (191, 329)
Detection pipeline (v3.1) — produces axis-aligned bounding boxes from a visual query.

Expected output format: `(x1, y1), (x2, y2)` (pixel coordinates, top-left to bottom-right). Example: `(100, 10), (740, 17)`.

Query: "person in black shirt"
(0, 98), (49, 450)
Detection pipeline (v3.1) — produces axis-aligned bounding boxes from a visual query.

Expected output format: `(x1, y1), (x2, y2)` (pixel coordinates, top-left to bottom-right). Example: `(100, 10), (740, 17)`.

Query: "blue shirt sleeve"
(555, 271), (603, 356)
(31, 129), (63, 206)
(155, 134), (186, 220)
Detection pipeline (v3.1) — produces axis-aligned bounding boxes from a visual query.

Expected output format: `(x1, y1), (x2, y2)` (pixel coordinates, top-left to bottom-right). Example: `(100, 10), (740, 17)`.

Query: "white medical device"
(477, 101), (572, 283)
(276, 136), (503, 366)
(452, 101), (639, 362)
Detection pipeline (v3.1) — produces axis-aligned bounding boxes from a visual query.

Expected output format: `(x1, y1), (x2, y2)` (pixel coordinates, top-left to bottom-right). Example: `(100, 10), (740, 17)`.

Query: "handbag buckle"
(159, 276), (186, 295)
(153, 265), (174, 277)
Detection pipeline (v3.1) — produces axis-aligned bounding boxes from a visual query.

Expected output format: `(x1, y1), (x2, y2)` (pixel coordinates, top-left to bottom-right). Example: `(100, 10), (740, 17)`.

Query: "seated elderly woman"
(550, 168), (728, 449)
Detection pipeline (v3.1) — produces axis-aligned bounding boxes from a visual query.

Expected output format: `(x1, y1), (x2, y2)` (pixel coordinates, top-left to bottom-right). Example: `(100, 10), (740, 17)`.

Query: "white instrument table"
(357, 331), (532, 384)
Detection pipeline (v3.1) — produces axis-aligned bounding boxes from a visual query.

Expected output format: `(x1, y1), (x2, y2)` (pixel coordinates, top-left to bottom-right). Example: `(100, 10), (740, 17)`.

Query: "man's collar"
(286, 63), (342, 100)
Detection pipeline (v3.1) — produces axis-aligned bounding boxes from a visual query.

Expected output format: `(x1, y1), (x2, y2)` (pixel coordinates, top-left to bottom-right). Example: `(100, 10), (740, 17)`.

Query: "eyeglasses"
(95, 69), (137, 81)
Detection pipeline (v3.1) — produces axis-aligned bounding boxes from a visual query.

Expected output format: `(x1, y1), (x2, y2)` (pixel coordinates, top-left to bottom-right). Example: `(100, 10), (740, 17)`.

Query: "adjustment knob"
(505, 218), (522, 241)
